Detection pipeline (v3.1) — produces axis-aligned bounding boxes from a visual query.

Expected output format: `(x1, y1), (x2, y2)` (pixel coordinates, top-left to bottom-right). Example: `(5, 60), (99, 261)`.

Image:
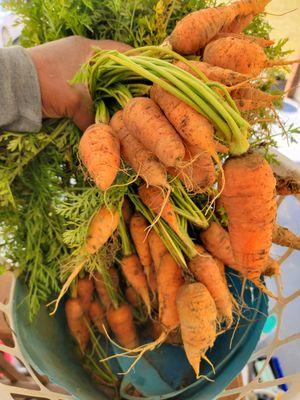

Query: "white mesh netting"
(0, 150), (299, 400)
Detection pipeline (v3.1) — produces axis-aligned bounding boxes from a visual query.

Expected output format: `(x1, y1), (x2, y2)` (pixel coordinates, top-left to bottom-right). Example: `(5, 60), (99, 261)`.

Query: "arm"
(0, 46), (42, 132)
(0, 36), (131, 133)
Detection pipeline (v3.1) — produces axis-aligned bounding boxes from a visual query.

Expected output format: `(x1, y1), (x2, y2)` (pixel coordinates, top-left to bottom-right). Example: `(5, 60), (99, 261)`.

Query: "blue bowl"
(12, 269), (268, 400)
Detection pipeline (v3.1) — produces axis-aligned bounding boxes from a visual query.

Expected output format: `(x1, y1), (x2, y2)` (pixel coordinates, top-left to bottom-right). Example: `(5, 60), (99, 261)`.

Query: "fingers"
(91, 39), (132, 53)
(72, 93), (95, 131)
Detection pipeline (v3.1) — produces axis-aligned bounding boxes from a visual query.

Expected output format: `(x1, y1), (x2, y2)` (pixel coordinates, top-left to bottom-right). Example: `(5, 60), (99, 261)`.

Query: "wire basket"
(0, 149), (300, 400)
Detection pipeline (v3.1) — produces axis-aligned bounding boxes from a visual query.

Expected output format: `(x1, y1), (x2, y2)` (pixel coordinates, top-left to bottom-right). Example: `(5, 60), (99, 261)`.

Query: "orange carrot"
(272, 224), (300, 250)
(120, 254), (151, 314)
(123, 97), (185, 167)
(200, 222), (236, 267)
(231, 86), (276, 111)
(106, 303), (139, 349)
(110, 110), (168, 187)
(65, 298), (90, 353)
(79, 123), (120, 191)
(211, 32), (274, 48)
(170, 0), (270, 54)
(175, 60), (249, 87)
(138, 184), (181, 237)
(85, 206), (120, 254)
(129, 212), (157, 293)
(275, 173), (300, 196)
(94, 267), (119, 309)
(89, 300), (107, 335)
(220, 152), (277, 284)
(125, 286), (141, 308)
(122, 197), (133, 225)
(177, 283), (217, 377)
(148, 229), (168, 272)
(203, 36), (300, 76)
(189, 245), (233, 326)
(77, 277), (94, 313)
(157, 252), (184, 331)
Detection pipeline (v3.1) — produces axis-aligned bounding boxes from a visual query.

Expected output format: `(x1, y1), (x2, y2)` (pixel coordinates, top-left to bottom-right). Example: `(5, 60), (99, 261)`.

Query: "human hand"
(27, 36), (131, 131)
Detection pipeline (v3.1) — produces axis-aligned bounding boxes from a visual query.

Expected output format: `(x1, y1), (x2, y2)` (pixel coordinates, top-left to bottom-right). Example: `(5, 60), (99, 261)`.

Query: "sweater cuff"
(0, 46), (42, 132)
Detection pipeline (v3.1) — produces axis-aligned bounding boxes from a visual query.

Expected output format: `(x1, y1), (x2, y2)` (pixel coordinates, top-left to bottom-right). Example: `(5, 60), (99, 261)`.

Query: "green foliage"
(1, 0), (299, 321)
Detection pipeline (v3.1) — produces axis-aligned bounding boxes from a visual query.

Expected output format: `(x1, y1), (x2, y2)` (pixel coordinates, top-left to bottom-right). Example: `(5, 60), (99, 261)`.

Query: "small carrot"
(79, 123), (120, 191)
(120, 254), (151, 315)
(157, 252), (184, 332)
(189, 245), (233, 327)
(94, 267), (119, 309)
(123, 97), (185, 167)
(231, 86), (277, 111)
(77, 277), (94, 314)
(138, 184), (181, 237)
(85, 206), (120, 254)
(275, 173), (300, 196)
(200, 222), (235, 267)
(89, 300), (107, 335)
(110, 110), (168, 187)
(122, 197), (133, 225)
(176, 283), (217, 377)
(129, 212), (157, 294)
(125, 286), (141, 308)
(106, 303), (139, 349)
(272, 224), (300, 250)
(148, 229), (168, 272)
(65, 298), (90, 353)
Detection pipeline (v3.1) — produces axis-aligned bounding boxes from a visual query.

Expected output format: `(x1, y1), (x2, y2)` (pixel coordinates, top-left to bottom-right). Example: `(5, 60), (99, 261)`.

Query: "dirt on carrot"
(177, 283), (217, 377)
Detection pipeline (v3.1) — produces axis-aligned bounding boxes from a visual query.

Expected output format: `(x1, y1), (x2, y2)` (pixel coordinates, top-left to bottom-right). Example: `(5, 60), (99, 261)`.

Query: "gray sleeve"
(0, 46), (42, 132)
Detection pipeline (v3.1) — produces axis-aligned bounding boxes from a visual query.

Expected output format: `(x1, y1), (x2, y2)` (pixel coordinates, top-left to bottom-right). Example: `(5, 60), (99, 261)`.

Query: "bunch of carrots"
(56, 0), (300, 395)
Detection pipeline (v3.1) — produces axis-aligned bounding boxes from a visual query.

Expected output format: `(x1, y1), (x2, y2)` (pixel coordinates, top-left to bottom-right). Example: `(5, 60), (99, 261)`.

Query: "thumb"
(72, 99), (95, 131)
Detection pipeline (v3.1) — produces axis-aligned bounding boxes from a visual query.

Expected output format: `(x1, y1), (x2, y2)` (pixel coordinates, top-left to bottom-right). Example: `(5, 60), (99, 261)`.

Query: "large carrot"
(77, 277), (94, 313)
(189, 245), (233, 327)
(106, 303), (139, 349)
(120, 254), (151, 315)
(110, 111), (168, 187)
(203, 37), (300, 76)
(177, 283), (217, 377)
(65, 298), (90, 353)
(123, 97), (185, 167)
(85, 206), (120, 254)
(220, 152), (277, 285)
(170, 0), (270, 54)
(79, 123), (120, 191)
(157, 252), (184, 332)
(129, 212), (157, 294)
(89, 300), (107, 335)
(138, 184), (181, 237)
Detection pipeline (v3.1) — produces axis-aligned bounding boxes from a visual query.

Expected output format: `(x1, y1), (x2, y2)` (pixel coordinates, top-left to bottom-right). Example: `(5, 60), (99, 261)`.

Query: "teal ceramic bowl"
(12, 268), (268, 400)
